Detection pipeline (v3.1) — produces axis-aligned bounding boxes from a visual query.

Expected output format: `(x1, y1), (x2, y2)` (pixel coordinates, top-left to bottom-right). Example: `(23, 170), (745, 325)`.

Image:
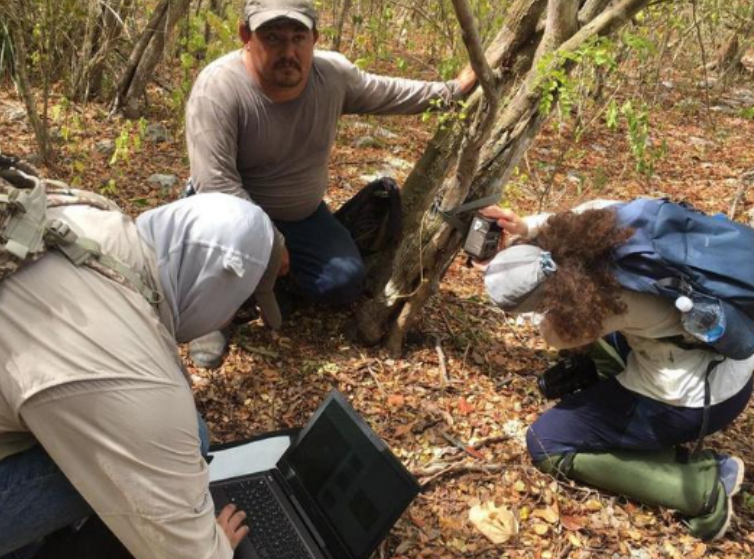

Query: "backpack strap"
(1, 170), (161, 306)
(45, 219), (162, 305)
(691, 357), (726, 457)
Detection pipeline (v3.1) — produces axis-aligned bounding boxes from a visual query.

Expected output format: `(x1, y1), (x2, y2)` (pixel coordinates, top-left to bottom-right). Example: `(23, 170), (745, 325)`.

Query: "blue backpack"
(612, 198), (754, 360)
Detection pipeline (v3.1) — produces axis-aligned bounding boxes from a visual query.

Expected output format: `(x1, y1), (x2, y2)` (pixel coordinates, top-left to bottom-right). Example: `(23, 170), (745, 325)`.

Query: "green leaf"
(129, 197), (150, 207)
(605, 100), (619, 130)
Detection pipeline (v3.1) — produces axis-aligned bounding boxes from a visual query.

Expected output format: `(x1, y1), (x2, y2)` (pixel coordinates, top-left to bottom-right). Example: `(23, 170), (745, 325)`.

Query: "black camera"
(463, 214), (502, 260)
(538, 355), (600, 400)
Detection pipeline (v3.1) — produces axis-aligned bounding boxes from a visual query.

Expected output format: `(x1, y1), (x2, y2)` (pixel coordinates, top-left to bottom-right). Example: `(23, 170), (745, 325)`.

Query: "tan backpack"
(0, 154), (160, 304)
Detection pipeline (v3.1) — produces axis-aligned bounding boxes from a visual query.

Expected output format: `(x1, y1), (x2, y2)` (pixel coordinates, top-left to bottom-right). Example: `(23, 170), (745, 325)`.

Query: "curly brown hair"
(535, 208), (633, 344)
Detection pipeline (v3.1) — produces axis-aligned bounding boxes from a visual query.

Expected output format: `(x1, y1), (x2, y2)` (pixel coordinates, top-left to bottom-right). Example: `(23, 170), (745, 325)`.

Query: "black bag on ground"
(333, 177), (402, 257)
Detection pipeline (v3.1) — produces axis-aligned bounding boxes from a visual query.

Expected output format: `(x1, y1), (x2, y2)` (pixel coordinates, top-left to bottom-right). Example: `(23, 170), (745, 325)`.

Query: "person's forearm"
(347, 73), (461, 115)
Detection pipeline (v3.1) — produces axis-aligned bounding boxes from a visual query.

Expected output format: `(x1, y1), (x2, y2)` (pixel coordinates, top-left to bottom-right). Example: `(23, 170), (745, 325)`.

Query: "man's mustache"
(274, 59), (301, 71)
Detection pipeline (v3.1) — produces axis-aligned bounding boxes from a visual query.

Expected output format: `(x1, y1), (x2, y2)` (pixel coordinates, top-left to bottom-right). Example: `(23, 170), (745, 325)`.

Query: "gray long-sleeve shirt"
(186, 50), (461, 222)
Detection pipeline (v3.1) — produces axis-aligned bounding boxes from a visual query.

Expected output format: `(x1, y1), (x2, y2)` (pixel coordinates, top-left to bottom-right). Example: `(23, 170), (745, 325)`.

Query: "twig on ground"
(416, 461), (507, 487)
(439, 429), (485, 460)
(439, 305), (456, 339)
(461, 341), (471, 373)
(471, 434), (511, 450)
(435, 337), (450, 385)
(362, 356), (388, 398)
(557, 543), (573, 559)
(411, 461), (458, 477)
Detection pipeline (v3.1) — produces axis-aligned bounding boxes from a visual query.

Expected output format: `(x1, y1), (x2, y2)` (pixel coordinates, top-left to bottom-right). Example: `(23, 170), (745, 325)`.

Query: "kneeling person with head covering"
(479, 201), (753, 541)
(0, 192), (284, 558)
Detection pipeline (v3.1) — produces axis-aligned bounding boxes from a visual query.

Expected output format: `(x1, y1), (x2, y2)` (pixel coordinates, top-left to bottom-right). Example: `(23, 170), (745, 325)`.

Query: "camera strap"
(431, 192), (501, 233)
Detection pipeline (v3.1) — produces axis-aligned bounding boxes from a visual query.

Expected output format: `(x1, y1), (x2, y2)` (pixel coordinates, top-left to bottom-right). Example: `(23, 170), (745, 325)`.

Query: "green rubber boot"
(536, 448), (730, 540)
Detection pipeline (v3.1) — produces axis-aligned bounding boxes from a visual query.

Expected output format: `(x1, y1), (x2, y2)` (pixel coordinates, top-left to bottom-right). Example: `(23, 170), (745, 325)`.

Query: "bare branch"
(449, 0), (497, 99)
(559, 0), (655, 52)
(578, 0), (613, 25)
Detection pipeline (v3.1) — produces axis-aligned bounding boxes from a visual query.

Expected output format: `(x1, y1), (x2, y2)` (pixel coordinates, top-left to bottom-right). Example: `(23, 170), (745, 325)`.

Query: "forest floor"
(2, 55), (754, 559)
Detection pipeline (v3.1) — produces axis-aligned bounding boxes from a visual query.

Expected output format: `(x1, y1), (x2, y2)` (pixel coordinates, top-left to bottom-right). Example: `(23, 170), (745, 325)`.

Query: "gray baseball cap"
(253, 233), (285, 329)
(484, 244), (557, 313)
(244, 0), (317, 31)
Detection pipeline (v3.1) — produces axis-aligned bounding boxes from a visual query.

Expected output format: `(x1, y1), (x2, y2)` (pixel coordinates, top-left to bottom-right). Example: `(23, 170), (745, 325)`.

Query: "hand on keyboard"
(217, 503), (250, 550)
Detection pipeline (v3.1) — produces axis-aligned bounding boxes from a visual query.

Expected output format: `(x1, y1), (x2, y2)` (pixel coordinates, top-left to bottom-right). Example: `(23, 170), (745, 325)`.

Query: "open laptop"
(209, 390), (420, 559)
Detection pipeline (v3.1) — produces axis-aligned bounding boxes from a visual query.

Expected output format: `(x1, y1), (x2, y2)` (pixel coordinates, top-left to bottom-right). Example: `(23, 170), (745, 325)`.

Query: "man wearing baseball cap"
(184, 0), (476, 368)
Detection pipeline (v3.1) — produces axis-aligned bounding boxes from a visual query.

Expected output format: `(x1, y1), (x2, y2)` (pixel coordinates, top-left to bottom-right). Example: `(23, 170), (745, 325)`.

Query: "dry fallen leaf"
(387, 394), (405, 408)
(688, 542), (707, 558)
(532, 506), (559, 524)
(532, 523), (549, 535)
(567, 532), (583, 548)
(584, 499), (603, 511)
(457, 397), (474, 414)
(625, 528), (643, 541)
(560, 515), (585, 531)
(468, 501), (519, 544)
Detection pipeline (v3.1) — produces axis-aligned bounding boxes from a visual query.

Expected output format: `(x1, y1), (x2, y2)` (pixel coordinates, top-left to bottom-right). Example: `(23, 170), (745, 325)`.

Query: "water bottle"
(675, 296), (725, 343)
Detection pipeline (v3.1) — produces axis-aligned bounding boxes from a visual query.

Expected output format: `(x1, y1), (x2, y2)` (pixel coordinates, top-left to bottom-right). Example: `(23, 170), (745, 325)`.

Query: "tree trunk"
(357, 0), (654, 355)
(72, 0), (133, 101)
(112, 0), (192, 118)
(332, 0), (353, 52)
(6, 2), (50, 162)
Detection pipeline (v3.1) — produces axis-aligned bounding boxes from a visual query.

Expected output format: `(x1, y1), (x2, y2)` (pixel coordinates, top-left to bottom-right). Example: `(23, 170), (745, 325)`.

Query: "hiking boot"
(687, 479), (733, 541)
(189, 329), (229, 369)
(688, 454), (744, 542)
(718, 454), (745, 497)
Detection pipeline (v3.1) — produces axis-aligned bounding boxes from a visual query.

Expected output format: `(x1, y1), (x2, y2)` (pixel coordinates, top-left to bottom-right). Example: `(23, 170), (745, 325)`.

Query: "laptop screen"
(281, 391), (419, 559)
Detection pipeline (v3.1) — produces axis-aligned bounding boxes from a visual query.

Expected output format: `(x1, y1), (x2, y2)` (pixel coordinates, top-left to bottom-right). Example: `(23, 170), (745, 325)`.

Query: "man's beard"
(272, 59), (303, 88)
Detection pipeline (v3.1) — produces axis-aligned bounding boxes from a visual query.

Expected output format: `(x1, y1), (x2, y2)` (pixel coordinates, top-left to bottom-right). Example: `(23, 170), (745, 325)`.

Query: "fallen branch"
(471, 434), (512, 450)
(415, 461), (507, 487)
(439, 429), (485, 460)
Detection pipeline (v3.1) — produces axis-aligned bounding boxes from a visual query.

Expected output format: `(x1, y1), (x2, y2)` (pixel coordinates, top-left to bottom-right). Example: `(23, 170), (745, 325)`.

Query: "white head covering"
(136, 193), (276, 343)
(484, 244), (557, 313)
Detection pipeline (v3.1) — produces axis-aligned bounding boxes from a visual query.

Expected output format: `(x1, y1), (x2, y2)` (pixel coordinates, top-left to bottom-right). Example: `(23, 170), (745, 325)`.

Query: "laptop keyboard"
(226, 477), (313, 559)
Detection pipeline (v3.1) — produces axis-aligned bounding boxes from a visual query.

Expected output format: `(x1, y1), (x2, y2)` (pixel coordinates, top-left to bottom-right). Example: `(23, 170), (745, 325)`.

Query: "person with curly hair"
(479, 200), (753, 541)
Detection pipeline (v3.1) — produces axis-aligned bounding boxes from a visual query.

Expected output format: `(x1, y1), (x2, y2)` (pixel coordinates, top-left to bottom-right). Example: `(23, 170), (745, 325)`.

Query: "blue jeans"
(527, 376), (753, 462)
(0, 417), (210, 558)
(274, 203), (365, 305)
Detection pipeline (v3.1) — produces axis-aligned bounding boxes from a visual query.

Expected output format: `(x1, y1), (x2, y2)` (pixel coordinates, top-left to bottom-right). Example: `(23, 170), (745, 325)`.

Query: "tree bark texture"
(357, 0), (655, 355)
(113, 0), (191, 118)
(72, 0), (134, 101)
(6, 2), (50, 161)
(332, 0), (353, 52)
